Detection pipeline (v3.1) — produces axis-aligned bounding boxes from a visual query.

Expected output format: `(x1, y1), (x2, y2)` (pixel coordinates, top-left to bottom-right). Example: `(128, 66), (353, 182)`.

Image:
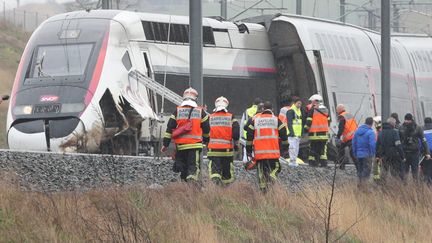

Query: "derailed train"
(6, 10), (432, 154)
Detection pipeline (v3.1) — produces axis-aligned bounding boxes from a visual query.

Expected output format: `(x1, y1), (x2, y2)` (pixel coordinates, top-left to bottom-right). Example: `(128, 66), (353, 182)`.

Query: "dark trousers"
(308, 140), (328, 167)
(338, 140), (355, 169)
(404, 151), (420, 180)
(174, 149), (201, 181)
(382, 157), (404, 180)
(355, 157), (372, 181)
(208, 156), (235, 185)
(422, 159), (432, 184)
(257, 159), (281, 190)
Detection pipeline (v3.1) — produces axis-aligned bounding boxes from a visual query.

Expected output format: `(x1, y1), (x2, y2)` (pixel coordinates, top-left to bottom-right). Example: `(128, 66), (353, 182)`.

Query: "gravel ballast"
(0, 149), (356, 192)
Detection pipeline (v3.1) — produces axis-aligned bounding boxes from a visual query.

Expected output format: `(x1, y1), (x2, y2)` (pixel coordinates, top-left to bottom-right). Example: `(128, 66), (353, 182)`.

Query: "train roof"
(45, 10), (267, 33)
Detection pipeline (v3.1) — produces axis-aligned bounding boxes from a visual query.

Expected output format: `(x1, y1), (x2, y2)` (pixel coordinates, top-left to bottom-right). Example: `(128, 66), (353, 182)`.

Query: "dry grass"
(0, 21), (29, 148)
(0, 179), (431, 243)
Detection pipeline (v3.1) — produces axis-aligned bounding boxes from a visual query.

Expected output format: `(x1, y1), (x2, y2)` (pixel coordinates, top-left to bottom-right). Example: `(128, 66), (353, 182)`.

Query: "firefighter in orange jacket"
(336, 104), (358, 169)
(208, 97), (240, 185)
(304, 94), (330, 167)
(161, 88), (210, 182)
(246, 101), (288, 191)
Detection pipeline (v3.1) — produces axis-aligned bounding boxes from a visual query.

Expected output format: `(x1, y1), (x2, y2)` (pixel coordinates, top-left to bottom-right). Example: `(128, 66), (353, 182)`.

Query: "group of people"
(162, 88), (335, 191)
(162, 87), (432, 190)
(351, 113), (432, 188)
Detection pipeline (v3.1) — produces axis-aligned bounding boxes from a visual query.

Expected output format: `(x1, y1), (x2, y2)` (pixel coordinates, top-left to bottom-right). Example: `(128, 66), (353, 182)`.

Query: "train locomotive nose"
(8, 117), (87, 153)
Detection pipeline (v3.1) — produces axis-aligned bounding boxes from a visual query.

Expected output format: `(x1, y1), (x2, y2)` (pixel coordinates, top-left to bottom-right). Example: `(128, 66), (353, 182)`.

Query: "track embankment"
(0, 149), (356, 191)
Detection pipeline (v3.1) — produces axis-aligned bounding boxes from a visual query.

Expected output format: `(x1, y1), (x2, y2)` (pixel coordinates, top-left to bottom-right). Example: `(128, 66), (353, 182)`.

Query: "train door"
(312, 50), (331, 111)
(366, 66), (378, 117)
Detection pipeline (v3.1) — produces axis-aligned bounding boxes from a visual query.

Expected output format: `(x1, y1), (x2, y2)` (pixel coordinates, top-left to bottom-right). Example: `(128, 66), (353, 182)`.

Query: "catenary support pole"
(3, 2), (6, 22)
(221, 0), (227, 19)
(296, 0), (301, 15)
(340, 0), (346, 23)
(381, 0), (391, 121)
(190, 0), (203, 105)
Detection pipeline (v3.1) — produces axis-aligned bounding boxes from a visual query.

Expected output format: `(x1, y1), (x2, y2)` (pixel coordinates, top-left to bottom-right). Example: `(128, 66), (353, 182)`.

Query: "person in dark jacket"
(399, 113), (431, 180)
(352, 117), (376, 188)
(376, 117), (406, 181)
(422, 117), (432, 184)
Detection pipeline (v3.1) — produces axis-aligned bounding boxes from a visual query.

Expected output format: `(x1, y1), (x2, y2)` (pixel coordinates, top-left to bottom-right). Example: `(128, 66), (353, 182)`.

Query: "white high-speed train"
(6, 10), (432, 154)
(6, 10), (275, 154)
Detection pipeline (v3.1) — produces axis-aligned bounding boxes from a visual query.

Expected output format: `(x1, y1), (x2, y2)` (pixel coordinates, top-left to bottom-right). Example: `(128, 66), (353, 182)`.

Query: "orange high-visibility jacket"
(253, 113), (280, 160)
(278, 106), (291, 126)
(208, 111), (233, 149)
(340, 111), (358, 143)
(309, 107), (330, 133)
(174, 106), (203, 144)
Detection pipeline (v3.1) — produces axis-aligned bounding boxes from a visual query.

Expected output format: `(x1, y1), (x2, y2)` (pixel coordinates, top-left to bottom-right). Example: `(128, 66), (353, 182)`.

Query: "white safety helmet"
(309, 94), (323, 102)
(214, 96), (229, 112)
(183, 87), (198, 101)
(373, 116), (382, 128)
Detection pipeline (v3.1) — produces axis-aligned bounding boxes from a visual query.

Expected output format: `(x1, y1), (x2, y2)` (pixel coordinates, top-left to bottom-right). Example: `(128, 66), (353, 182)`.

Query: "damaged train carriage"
(7, 11), (158, 155)
(7, 10), (278, 155)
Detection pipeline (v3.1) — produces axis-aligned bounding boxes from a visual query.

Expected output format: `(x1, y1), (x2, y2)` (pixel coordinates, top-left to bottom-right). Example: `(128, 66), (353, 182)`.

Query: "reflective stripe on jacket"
(340, 111), (358, 143)
(253, 113), (280, 160)
(174, 106), (203, 145)
(278, 106), (291, 126)
(208, 111), (233, 150)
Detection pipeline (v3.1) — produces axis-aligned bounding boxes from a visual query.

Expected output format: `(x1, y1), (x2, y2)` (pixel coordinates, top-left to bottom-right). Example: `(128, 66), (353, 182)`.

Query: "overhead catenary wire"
(161, 2), (172, 114)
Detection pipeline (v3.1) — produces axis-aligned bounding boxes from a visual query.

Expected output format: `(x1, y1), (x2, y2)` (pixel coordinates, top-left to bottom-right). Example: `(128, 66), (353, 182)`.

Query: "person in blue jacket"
(422, 117), (432, 184)
(352, 117), (376, 188)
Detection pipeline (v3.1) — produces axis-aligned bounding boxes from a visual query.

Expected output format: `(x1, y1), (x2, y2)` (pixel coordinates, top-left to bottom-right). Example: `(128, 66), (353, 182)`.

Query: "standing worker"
(399, 113), (431, 180)
(286, 96), (305, 167)
(376, 117), (406, 181)
(422, 117), (432, 184)
(278, 97), (292, 127)
(161, 88), (210, 182)
(336, 104), (358, 170)
(352, 117), (376, 190)
(304, 94), (330, 167)
(246, 101), (288, 191)
(240, 98), (262, 161)
(207, 96), (240, 185)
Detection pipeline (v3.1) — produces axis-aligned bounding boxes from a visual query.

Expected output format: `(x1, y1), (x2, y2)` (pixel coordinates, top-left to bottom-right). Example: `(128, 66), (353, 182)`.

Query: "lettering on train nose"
(40, 95), (59, 102)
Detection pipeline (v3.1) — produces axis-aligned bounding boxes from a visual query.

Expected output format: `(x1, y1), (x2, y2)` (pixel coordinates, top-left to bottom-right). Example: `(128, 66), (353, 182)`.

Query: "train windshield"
(30, 43), (94, 78)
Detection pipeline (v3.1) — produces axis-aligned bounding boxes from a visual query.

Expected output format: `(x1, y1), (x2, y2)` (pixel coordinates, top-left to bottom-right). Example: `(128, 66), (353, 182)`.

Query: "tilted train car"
(257, 14), (431, 130)
(6, 10), (276, 154)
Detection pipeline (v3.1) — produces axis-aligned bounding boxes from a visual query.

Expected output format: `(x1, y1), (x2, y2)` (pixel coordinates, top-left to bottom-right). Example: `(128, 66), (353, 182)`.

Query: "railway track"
(0, 149), (356, 192)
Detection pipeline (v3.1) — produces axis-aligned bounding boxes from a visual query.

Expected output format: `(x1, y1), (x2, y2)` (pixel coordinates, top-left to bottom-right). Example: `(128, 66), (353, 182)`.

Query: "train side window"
(315, 33), (327, 58)
(142, 21), (155, 41)
(321, 34), (333, 58)
(336, 36), (347, 60)
(417, 52), (424, 72)
(350, 37), (363, 62)
(328, 35), (340, 59)
(341, 36), (352, 60)
(346, 37), (358, 61)
(203, 26), (215, 45)
(122, 51), (132, 71)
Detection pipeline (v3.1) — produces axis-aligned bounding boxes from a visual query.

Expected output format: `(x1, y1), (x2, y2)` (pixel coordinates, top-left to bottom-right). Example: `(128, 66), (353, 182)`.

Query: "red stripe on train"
(84, 30), (110, 105)
(232, 66), (277, 73)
